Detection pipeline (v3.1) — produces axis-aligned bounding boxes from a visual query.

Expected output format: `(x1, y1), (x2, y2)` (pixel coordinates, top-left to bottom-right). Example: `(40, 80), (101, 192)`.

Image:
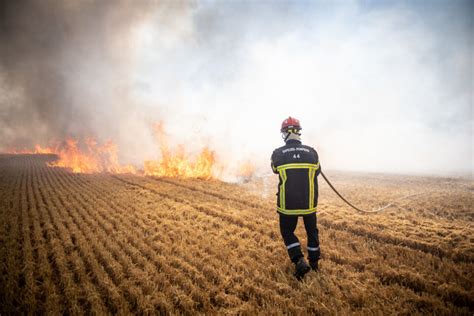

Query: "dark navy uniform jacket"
(271, 139), (321, 215)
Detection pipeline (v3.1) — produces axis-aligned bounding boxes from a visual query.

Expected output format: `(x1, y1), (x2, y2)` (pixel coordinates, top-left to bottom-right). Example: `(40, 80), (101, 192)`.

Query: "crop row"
(0, 155), (472, 315)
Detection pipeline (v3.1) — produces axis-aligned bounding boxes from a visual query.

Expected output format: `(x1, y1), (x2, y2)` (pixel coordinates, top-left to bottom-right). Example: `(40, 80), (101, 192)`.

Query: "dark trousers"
(279, 213), (320, 263)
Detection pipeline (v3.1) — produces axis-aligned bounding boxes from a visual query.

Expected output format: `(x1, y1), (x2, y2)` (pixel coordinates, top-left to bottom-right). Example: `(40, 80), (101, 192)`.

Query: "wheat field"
(0, 154), (472, 315)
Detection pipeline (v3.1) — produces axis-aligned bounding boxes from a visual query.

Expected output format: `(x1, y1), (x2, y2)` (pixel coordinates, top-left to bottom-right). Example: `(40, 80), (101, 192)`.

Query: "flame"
(34, 145), (56, 154)
(49, 138), (136, 174)
(144, 123), (216, 179)
(6, 145), (55, 154)
(6, 122), (223, 179)
(7, 138), (136, 174)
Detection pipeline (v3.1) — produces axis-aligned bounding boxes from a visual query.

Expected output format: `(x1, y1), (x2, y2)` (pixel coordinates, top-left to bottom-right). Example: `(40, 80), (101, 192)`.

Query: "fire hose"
(320, 171), (425, 213)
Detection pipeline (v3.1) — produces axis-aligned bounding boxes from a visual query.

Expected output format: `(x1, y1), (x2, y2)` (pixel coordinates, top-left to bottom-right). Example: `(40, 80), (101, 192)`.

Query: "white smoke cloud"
(132, 1), (472, 176)
(1, 1), (471, 177)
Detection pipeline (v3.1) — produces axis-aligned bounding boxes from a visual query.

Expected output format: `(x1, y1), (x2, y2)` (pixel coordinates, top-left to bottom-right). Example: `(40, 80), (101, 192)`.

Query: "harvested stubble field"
(0, 154), (473, 315)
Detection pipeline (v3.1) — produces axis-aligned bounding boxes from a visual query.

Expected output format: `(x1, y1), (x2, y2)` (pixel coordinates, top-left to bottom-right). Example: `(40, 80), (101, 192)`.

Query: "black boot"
(309, 260), (319, 271)
(294, 257), (310, 280)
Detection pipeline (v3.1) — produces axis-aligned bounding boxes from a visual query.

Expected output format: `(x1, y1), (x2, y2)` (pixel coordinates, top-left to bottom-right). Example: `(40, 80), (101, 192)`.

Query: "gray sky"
(1, 0), (472, 177)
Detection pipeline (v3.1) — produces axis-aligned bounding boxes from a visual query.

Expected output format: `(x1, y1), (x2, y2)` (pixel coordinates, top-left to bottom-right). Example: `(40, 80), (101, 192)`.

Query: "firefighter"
(271, 116), (321, 280)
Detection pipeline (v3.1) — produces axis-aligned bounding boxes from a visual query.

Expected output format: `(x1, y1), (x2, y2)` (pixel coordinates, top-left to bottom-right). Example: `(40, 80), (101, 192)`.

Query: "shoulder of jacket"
(273, 144), (286, 152)
(272, 145), (286, 157)
(299, 143), (313, 149)
(302, 144), (317, 154)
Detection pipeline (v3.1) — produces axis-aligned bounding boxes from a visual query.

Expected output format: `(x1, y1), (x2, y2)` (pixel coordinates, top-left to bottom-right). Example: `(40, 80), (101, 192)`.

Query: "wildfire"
(49, 138), (136, 174)
(7, 138), (136, 174)
(6, 123), (223, 179)
(144, 123), (216, 179)
(6, 145), (55, 154)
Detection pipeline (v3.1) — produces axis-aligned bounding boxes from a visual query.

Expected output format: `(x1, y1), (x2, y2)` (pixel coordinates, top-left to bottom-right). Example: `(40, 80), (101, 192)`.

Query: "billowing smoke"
(0, 0), (189, 163)
(1, 1), (472, 176)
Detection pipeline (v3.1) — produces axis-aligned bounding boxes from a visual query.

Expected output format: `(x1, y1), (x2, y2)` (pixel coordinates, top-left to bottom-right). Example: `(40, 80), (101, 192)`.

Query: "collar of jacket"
(285, 139), (302, 145)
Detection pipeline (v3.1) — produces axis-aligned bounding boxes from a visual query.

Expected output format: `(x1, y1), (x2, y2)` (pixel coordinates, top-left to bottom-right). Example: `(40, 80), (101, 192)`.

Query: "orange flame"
(144, 123), (216, 179)
(49, 138), (136, 174)
(7, 139), (136, 174)
(6, 145), (55, 154)
(6, 122), (221, 178)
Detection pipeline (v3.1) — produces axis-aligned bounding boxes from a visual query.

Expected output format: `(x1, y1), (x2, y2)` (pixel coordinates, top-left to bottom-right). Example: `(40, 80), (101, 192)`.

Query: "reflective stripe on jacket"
(271, 139), (321, 215)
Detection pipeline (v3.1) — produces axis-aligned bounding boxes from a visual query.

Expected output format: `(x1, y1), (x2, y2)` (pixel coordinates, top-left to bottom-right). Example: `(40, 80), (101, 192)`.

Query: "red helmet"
(281, 116), (302, 133)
